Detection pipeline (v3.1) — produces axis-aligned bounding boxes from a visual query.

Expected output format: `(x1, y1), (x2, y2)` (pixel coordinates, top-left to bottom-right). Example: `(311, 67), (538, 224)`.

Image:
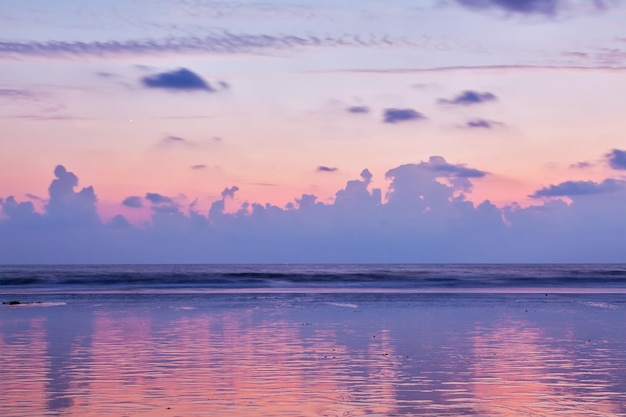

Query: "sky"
(1, 0), (626, 263)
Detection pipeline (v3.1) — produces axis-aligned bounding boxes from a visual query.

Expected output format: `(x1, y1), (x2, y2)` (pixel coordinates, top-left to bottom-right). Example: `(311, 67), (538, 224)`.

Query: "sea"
(2, 263), (626, 294)
(2, 264), (626, 416)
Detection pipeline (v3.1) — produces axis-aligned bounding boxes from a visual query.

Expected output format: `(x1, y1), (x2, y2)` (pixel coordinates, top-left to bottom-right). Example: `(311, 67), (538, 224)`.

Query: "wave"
(1, 264), (625, 291)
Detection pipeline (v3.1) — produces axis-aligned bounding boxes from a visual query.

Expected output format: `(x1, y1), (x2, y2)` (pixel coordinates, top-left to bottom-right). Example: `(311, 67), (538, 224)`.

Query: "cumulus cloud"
(1, 159), (626, 263)
(142, 68), (213, 91)
(530, 178), (626, 198)
(347, 106), (370, 114)
(317, 166), (338, 172)
(221, 186), (239, 199)
(122, 196), (143, 208)
(607, 149), (626, 170)
(439, 90), (497, 106)
(383, 108), (426, 124)
(45, 165), (98, 225)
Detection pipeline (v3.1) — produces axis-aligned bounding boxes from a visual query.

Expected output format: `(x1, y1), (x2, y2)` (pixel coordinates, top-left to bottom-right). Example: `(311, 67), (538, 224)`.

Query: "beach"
(2, 287), (626, 416)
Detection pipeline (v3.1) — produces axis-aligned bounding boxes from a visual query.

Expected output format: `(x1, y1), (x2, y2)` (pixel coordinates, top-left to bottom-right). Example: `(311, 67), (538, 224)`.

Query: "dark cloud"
(530, 178), (626, 198)
(0, 33), (407, 60)
(464, 119), (499, 129)
(317, 166), (338, 172)
(383, 108), (426, 124)
(122, 196), (143, 208)
(607, 149), (626, 170)
(145, 192), (174, 205)
(439, 90), (497, 106)
(221, 186), (239, 199)
(426, 156), (487, 178)
(142, 68), (213, 91)
(454, 0), (613, 16)
(191, 164), (207, 170)
(347, 106), (369, 114)
(455, 0), (559, 15)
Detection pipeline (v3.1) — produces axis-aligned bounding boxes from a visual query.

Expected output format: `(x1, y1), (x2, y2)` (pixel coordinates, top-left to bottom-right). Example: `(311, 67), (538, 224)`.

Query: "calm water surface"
(1, 292), (626, 416)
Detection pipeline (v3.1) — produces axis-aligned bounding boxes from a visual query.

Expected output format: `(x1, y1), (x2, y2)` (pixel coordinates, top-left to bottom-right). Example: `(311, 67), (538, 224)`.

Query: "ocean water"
(2, 264), (626, 416)
(1, 263), (626, 293)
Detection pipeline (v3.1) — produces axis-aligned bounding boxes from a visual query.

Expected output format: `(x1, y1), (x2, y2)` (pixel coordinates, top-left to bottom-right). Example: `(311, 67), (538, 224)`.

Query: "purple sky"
(1, 0), (626, 263)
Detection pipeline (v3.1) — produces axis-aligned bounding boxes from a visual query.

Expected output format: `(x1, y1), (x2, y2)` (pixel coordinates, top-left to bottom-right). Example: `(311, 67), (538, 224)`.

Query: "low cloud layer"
(530, 178), (626, 198)
(1, 159), (625, 263)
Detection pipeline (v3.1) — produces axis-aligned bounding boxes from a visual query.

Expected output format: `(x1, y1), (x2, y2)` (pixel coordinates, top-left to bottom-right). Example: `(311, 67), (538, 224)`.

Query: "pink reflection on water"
(469, 319), (619, 416)
(1, 295), (625, 416)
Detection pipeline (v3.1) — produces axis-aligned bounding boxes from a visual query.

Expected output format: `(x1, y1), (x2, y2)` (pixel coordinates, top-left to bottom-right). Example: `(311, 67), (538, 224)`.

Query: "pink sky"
(1, 0), (626, 263)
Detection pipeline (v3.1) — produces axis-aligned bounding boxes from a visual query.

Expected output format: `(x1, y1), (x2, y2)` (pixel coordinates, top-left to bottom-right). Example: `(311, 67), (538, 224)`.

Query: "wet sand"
(1, 292), (625, 416)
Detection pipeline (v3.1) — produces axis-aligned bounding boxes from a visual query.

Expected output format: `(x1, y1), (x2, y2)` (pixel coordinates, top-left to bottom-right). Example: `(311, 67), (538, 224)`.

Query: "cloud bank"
(1, 160), (625, 263)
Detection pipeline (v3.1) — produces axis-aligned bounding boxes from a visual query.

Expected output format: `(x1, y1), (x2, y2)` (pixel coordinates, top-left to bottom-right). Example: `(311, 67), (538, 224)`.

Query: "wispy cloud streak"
(0, 32), (401, 59)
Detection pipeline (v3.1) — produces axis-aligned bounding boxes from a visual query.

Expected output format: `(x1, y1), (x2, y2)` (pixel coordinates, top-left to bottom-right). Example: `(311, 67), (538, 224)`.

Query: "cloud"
(2, 160), (626, 263)
(25, 193), (44, 201)
(347, 106), (369, 114)
(142, 68), (213, 91)
(426, 156), (487, 178)
(439, 90), (497, 106)
(145, 192), (174, 205)
(463, 119), (500, 129)
(0, 32), (408, 60)
(221, 186), (239, 199)
(386, 156), (487, 197)
(317, 166), (338, 172)
(45, 165), (99, 226)
(530, 178), (626, 198)
(383, 108), (426, 124)
(453, 0), (614, 16)
(191, 164), (207, 170)
(570, 161), (593, 169)
(607, 149), (626, 170)
(163, 135), (187, 143)
(122, 196), (143, 208)
(0, 88), (35, 100)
